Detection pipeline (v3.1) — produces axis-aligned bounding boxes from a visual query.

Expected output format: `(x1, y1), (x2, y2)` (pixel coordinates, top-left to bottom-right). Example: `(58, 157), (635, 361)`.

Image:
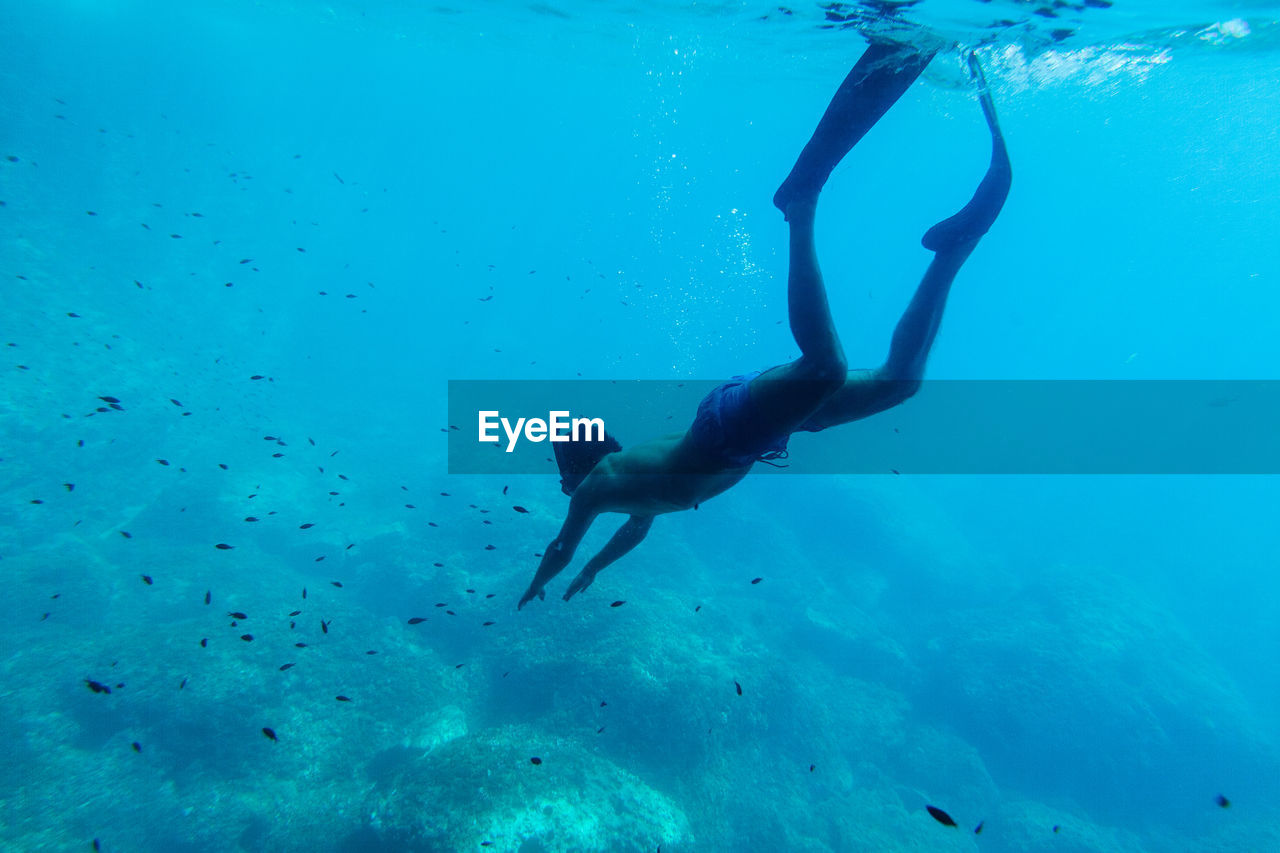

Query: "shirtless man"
(518, 44), (1012, 610)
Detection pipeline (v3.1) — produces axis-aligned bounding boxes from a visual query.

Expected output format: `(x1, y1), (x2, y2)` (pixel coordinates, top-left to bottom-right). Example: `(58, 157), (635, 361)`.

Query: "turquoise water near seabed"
(2, 1), (1279, 851)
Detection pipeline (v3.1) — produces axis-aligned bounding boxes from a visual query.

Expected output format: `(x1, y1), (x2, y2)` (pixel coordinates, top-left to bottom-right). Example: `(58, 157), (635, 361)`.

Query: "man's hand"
(562, 567), (598, 601)
(517, 584), (546, 610)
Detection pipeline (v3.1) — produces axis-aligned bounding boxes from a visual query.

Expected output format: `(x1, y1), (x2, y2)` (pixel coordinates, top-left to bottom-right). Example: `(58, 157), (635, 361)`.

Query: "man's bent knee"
(797, 353), (849, 393)
(878, 374), (921, 407)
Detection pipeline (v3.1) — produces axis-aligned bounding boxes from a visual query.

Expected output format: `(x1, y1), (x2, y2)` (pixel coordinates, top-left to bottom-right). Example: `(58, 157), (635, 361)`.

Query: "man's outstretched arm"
(518, 498), (598, 609)
(562, 515), (654, 602)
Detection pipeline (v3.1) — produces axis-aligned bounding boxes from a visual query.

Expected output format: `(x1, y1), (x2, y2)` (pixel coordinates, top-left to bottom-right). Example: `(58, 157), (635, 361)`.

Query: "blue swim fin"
(921, 52), (1012, 252)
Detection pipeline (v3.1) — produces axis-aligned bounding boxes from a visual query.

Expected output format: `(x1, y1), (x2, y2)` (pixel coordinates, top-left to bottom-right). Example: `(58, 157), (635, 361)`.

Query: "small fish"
(98, 396), (120, 404)
(330, 581), (342, 588)
(279, 663), (295, 671)
(179, 677), (187, 690)
(530, 757), (542, 765)
(809, 764), (815, 772)
(288, 610), (301, 617)
(262, 727), (278, 742)
(131, 742), (141, 753)
(513, 505), (528, 513)
(600, 701), (607, 707)
(299, 522), (314, 529)
(926, 806), (957, 827)
(408, 617), (428, 624)
(974, 820), (984, 834)
(120, 531), (132, 539)
(597, 727), (605, 734)
(250, 375), (264, 380)
(335, 695), (351, 702)
(200, 638), (208, 648)
(295, 642), (307, 648)
(734, 681), (742, 696)
(63, 482), (74, 492)
(320, 619), (329, 634)
(244, 517), (258, 522)
(1053, 825), (1060, 833)
(484, 544), (496, 551)
(366, 650), (377, 655)
(93, 839), (100, 851)
(482, 621), (495, 627)
(610, 600), (625, 608)
(140, 574), (153, 585)
(240, 634), (253, 642)
(218, 464), (228, 470)
(204, 590), (211, 605)
(170, 398), (183, 406)
(502, 485), (509, 495)
(85, 679), (112, 694)
(302, 587), (307, 599)
(1216, 794), (1230, 808)
(750, 577), (762, 585)
(155, 458), (170, 466)
(228, 611), (247, 620)
(215, 543), (234, 550)
(695, 605), (701, 612)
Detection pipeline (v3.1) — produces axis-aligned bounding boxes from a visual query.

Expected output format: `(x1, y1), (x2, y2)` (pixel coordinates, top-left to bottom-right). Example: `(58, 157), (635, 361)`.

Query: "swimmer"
(518, 44), (1012, 609)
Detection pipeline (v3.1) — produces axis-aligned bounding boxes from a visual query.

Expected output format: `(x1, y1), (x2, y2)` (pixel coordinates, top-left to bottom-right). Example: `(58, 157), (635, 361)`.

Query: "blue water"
(3, 1), (1279, 851)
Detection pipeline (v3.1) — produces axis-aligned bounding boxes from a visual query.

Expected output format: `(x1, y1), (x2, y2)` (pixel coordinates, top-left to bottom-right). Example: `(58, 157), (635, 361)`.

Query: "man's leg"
(741, 44), (939, 447)
(801, 53), (1013, 430)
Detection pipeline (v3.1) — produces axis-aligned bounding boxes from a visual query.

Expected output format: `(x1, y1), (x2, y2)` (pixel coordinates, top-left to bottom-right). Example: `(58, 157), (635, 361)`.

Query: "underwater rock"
(921, 569), (1278, 828)
(366, 724), (692, 852)
(794, 604), (918, 690)
(988, 798), (1150, 853)
(403, 703), (467, 755)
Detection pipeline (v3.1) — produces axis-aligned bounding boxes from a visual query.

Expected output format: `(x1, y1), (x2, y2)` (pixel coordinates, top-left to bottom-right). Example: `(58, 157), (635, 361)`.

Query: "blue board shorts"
(689, 369), (813, 467)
